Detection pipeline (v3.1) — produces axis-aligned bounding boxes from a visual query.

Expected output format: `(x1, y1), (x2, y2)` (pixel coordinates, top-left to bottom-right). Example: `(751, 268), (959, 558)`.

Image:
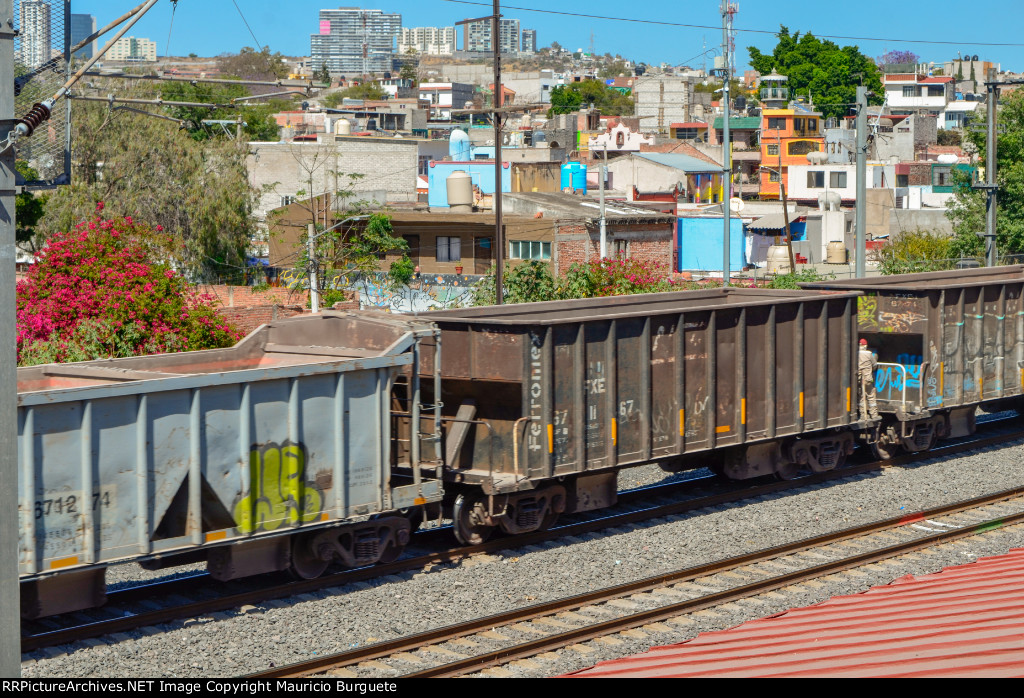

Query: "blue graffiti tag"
(875, 354), (923, 401)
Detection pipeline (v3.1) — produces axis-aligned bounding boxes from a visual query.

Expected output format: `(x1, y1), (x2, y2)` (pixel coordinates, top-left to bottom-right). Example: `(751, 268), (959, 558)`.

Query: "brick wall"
(553, 222), (676, 275)
(217, 305), (309, 336)
(197, 284), (309, 308)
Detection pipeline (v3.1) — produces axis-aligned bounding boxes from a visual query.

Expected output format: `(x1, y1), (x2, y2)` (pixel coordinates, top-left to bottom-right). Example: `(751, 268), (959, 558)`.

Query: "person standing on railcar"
(858, 338), (880, 421)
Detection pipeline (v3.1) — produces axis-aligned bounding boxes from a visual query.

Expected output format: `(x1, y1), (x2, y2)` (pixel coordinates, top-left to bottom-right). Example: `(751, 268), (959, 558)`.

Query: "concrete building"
(398, 26), (455, 56)
(461, 17), (520, 54)
(882, 74), (954, 117)
(311, 8), (401, 75)
(106, 36), (158, 62)
(70, 13), (96, 60)
(633, 75), (697, 136)
(605, 152), (724, 204)
(18, 1), (50, 69)
(247, 136), (448, 221)
(419, 82), (475, 120)
(521, 29), (537, 54)
(757, 75), (824, 199)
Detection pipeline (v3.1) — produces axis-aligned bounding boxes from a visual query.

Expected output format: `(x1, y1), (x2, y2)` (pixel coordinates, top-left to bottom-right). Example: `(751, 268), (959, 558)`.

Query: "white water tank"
(521, 113), (533, 129)
(334, 118), (351, 135)
(818, 191), (841, 211)
(936, 153), (959, 164)
(766, 245), (792, 274)
(806, 151), (828, 165)
(446, 170), (473, 212)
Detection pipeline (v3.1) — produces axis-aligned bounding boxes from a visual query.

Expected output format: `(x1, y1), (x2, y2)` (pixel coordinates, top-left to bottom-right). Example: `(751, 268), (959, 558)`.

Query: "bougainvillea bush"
(17, 206), (243, 366)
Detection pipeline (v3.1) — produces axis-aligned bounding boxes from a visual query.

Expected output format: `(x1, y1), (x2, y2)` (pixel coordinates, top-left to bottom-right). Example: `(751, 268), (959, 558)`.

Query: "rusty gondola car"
(803, 265), (1024, 458)
(17, 312), (443, 619)
(417, 287), (865, 544)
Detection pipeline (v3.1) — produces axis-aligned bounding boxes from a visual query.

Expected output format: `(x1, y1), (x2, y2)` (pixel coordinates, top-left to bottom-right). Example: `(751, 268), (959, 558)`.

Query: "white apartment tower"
(461, 17), (520, 54)
(312, 8), (401, 75)
(399, 26), (455, 55)
(19, 1), (51, 69)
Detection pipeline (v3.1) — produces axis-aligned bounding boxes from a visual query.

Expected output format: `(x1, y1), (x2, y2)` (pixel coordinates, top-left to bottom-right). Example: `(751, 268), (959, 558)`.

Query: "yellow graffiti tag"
(857, 295), (879, 331)
(233, 441), (323, 534)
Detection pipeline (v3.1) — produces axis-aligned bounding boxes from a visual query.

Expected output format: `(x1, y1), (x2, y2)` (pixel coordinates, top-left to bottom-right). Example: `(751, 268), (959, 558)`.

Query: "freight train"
(17, 266), (1024, 618)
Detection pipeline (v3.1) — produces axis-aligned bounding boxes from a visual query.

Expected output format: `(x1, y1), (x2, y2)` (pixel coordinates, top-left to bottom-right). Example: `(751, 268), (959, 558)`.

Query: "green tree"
(14, 160), (46, 249)
(217, 46), (289, 81)
(877, 229), (958, 275)
(548, 79), (634, 116)
(748, 26), (883, 119)
(160, 80), (290, 142)
(317, 63), (331, 85)
(399, 48), (418, 85)
(39, 94), (258, 281)
(947, 89), (1024, 256)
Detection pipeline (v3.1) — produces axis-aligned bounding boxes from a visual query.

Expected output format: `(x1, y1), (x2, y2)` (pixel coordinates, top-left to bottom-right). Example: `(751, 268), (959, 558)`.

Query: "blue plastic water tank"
(561, 162), (587, 193)
(449, 129), (471, 161)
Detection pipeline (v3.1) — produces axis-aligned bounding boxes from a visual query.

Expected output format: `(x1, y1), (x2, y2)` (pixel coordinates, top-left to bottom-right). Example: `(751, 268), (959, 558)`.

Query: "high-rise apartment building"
(312, 8), (401, 75)
(106, 36), (157, 62)
(19, 1), (51, 69)
(70, 13), (97, 59)
(521, 29), (537, 54)
(398, 26), (455, 55)
(461, 17), (520, 54)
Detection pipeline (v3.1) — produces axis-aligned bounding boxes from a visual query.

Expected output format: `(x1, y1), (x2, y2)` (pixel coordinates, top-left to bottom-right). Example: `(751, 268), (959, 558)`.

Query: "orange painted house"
(757, 75), (824, 199)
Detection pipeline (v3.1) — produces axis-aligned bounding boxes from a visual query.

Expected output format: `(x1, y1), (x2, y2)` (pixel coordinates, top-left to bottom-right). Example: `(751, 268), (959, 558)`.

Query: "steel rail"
(257, 486), (1024, 678)
(21, 415), (1023, 653)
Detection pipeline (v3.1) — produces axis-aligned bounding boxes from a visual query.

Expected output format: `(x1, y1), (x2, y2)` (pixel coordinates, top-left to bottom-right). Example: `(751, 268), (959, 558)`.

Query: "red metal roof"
(565, 548), (1024, 678)
(921, 76), (954, 84)
(670, 122), (709, 129)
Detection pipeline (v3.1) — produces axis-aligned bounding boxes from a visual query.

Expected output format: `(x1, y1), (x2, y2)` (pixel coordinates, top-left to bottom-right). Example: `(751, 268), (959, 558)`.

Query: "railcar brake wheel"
(289, 533), (330, 579)
(452, 493), (494, 546)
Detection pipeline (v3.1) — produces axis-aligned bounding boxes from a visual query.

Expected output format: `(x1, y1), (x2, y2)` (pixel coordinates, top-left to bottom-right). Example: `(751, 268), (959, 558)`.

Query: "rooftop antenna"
(589, 30), (595, 56)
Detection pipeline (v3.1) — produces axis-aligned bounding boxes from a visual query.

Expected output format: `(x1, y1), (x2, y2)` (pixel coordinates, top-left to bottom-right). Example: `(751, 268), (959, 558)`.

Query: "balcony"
(760, 86), (789, 101)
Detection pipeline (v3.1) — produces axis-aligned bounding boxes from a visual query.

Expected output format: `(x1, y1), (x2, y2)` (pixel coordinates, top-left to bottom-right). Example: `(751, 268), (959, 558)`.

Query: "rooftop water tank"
(334, 118), (351, 135)
(449, 129), (471, 160)
(561, 162), (587, 194)
(446, 170), (473, 212)
(936, 153), (959, 164)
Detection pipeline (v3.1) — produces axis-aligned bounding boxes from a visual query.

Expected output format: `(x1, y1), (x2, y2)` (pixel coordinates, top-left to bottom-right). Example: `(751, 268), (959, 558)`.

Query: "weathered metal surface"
(567, 547), (1024, 678)
(420, 288), (860, 487)
(804, 266), (1024, 414)
(17, 312), (442, 579)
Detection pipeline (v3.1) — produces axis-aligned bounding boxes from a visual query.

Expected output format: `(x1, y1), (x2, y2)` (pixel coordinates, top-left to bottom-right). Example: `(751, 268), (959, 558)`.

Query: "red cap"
(859, 338), (868, 345)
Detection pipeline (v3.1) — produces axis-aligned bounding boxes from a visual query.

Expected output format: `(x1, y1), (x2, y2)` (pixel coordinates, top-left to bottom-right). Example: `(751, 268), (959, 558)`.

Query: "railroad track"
(22, 413), (1024, 654)
(252, 485), (1024, 679)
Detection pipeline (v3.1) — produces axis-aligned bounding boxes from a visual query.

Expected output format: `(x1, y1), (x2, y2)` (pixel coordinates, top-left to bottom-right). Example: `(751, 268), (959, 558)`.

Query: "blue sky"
(88, 1), (1024, 72)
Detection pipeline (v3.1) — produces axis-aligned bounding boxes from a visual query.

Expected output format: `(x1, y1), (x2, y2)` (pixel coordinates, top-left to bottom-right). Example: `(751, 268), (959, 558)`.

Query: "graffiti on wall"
(275, 269), (476, 313)
(233, 441), (323, 534)
(875, 354), (923, 402)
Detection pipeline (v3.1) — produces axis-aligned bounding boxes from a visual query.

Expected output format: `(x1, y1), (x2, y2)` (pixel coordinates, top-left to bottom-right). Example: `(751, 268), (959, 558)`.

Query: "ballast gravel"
(22, 438), (1024, 678)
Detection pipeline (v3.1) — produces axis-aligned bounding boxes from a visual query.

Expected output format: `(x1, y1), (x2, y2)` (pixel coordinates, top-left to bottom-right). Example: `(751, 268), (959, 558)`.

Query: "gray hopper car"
(803, 265), (1024, 458)
(17, 312), (443, 619)
(417, 287), (864, 545)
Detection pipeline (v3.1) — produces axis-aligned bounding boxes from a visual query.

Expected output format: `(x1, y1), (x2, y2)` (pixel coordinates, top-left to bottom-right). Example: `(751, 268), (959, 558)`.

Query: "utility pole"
(492, 0), (504, 304)
(1, 0), (20, 677)
(307, 223), (319, 313)
(599, 143), (607, 258)
(855, 85), (867, 278)
(720, 1), (735, 286)
(985, 67), (998, 267)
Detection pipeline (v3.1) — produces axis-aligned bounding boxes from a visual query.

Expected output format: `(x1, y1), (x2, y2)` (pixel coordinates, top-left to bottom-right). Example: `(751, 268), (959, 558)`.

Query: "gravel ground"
(22, 437), (1024, 678)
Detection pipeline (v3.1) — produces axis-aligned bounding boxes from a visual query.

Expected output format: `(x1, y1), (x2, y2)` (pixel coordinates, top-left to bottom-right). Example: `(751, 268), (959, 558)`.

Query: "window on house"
(418, 156), (430, 176)
(509, 240), (551, 260)
(281, 195), (295, 207)
(807, 171), (825, 188)
(933, 167), (951, 187)
(788, 140), (819, 156)
(768, 117), (786, 130)
(903, 86), (918, 97)
(614, 239), (629, 257)
(403, 235), (420, 263)
(808, 119), (817, 132)
(830, 171), (847, 188)
(769, 170), (781, 183)
(928, 86), (944, 97)
(436, 236), (461, 262)
(766, 144), (779, 156)
(896, 174), (909, 187)
(794, 118), (804, 131)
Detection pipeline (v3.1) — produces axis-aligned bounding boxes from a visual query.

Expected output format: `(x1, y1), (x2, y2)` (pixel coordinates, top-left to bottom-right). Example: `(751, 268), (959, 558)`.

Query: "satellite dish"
(729, 197), (745, 213)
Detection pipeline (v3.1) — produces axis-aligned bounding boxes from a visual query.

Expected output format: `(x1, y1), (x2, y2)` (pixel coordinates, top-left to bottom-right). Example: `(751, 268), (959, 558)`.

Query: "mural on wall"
(275, 269), (477, 313)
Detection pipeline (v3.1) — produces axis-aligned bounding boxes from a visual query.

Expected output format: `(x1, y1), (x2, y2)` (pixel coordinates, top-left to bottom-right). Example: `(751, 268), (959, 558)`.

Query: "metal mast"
(720, 2), (737, 285)
(492, 0), (504, 303)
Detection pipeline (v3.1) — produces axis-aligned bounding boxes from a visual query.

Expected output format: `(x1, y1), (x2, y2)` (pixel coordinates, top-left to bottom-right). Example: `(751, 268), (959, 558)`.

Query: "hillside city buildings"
(18, 0), (50, 68)
(311, 7), (402, 74)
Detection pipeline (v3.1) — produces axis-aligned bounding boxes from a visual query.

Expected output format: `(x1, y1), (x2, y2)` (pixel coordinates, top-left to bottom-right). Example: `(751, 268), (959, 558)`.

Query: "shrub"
(17, 206), (243, 365)
(877, 229), (957, 275)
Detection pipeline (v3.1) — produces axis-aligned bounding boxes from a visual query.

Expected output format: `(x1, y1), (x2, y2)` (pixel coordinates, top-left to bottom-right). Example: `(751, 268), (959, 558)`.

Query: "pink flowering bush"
(559, 257), (679, 298)
(17, 207), (243, 366)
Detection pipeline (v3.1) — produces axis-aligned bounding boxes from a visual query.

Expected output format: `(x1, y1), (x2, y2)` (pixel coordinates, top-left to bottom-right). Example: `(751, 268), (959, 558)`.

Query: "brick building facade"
(553, 221), (677, 275)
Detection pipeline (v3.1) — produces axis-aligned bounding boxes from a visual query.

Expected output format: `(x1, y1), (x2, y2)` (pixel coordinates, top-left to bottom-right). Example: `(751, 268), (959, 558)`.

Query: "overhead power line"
(436, 0), (1024, 47)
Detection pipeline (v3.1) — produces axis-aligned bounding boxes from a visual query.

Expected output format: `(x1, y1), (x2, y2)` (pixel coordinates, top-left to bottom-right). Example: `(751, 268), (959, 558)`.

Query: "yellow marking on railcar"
(547, 424), (554, 453)
(413, 497), (427, 506)
(205, 530), (227, 543)
(741, 398), (746, 425)
(799, 392), (805, 418)
(679, 409), (685, 435)
(846, 387), (851, 412)
(715, 425), (730, 433)
(49, 556), (79, 570)
(611, 418), (617, 445)
(320, 512), (330, 521)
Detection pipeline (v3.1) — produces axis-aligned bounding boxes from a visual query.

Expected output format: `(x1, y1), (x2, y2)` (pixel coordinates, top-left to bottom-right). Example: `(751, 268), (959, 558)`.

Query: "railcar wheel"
(774, 461), (801, 480)
(870, 429), (901, 461)
(452, 493), (494, 546)
(540, 509), (560, 531)
(289, 534), (330, 580)
(377, 541), (405, 564)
